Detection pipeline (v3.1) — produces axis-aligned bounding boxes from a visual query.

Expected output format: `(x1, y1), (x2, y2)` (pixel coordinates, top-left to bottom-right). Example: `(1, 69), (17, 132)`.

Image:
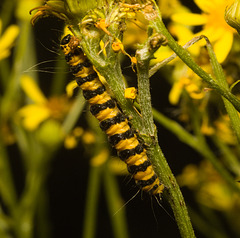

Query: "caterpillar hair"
(60, 28), (164, 196)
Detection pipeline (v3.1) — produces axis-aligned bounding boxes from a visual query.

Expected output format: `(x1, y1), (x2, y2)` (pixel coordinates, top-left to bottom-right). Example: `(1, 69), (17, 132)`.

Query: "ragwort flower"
(0, 19), (19, 61)
(17, 75), (72, 131)
(171, 0), (236, 63)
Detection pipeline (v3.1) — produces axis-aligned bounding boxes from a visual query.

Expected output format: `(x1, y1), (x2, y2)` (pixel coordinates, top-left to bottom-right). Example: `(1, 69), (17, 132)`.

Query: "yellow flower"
(169, 63), (207, 105)
(178, 161), (240, 211)
(152, 21), (200, 65)
(122, 12), (148, 48)
(17, 75), (72, 130)
(90, 149), (109, 167)
(82, 131), (96, 144)
(201, 115), (215, 135)
(177, 164), (199, 189)
(171, 0), (236, 63)
(214, 114), (237, 145)
(124, 87), (137, 100)
(64, 127), (83, 149)
(158, 0), (183, 18)
(0, 19), (19, 61)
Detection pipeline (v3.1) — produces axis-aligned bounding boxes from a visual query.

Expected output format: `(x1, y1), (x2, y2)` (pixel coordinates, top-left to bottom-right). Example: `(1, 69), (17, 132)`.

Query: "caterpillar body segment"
(60, 32), (164, 196)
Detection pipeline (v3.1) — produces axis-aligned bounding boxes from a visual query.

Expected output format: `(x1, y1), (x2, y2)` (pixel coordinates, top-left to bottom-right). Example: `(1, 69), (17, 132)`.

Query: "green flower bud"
(225, 0), (240, 34)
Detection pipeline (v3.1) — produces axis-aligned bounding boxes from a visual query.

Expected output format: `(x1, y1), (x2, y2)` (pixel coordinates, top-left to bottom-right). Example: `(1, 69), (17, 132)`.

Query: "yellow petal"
(198, 26), (225, 42)
(18, 104), (50, 130)
(0, 24), (19, 60)
(171, 13), (208, 26)
(193, 26), (227, 48)
(194, 0), (216, 13)
(82, 131), (95, 144)
(90, 149), (109, 167)
(0, 50), (11, 61)
(20, 75), (47, 104)
(151, 46), (173, 65)
(169, 24), (200, 56)
(16, 0), (43, 21)
(0, 19), (2, 35)
(170, 24), (194, 42)
(214, 31), (233, 63)
(169, 80), (184, 105)
(64, 135), (78, 149)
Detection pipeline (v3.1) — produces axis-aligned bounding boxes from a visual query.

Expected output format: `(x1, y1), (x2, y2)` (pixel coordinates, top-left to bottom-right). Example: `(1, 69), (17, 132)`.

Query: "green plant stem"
(1, 21), (31, 119)
(0, 140), (17, 215)
(151, 4), (240, 113)
(188, 206), (229, 238)
(135, 47), (195, 237)
(103, 164), (129, 238)
(14, 149), (51, 238)
(35, 188), (51, 238)
(0, 207), (12, 238)
(62, 91), (85, 135)
(82, 164), (103, 238)
(0, 59), (11, 90)
(50, 57), (68, 95)
(203, 36), (240, 143)
(136, 44), (155, 136)
(211, 135), (240, 177)
(149, 36), (204, 77)
(0, 0), (16, 30)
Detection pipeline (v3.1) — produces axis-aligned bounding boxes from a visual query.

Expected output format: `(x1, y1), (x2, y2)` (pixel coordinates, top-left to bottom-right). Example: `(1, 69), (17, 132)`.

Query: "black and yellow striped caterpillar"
(60, 29), (164, 196)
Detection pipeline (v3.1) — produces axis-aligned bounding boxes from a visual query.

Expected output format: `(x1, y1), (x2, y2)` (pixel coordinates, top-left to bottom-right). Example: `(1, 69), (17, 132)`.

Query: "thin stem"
(211, 135), (240, 177)
(203, 36), (240, 143)
(136, 42), (154, 136)
(150, 107), (199, 150)
(103, 164), (129, 238)
(135, 35), (195, 238)
(0, 207), (11, 238)
(0, 139), (17, 214)
(82, 165), (103, 238)
(149, 36), (204, 77)
(50, 57), (68, 95)
(188, 206), (229, 238)
(1, 22), (31, 119)
(62, 91), (85, 135)
(14, 148), (51, 238)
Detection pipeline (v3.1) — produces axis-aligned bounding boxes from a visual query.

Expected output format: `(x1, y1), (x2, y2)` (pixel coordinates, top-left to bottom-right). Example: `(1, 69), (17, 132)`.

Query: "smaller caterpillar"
(60, 28), (164, 196)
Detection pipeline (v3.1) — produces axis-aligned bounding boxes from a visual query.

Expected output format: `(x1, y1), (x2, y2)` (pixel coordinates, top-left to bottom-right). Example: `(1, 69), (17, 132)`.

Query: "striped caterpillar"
(60, 29), (164, 196)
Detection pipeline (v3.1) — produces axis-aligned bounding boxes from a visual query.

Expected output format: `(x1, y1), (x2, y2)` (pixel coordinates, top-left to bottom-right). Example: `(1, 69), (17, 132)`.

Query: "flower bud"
(225, 0), (240, 34)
